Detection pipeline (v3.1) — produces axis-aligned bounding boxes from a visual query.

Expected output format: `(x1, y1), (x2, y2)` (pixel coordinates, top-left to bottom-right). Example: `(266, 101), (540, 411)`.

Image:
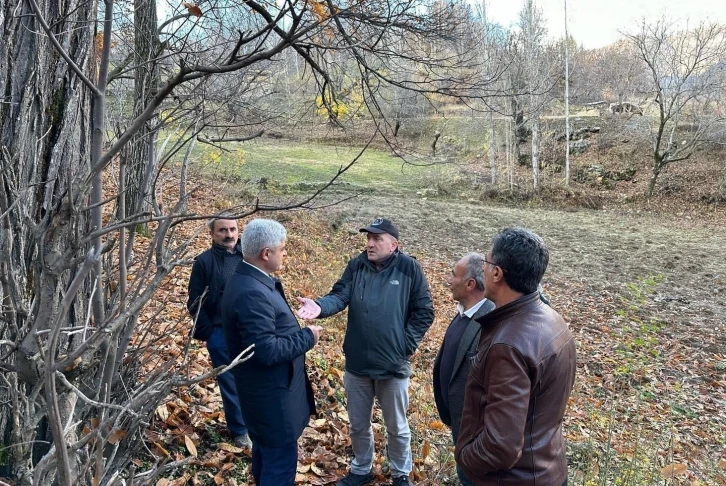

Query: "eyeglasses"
(483, 258), (506, 273)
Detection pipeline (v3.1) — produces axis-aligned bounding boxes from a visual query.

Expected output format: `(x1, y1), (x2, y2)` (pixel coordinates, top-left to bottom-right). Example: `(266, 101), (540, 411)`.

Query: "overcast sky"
(485, 0), (726, 48)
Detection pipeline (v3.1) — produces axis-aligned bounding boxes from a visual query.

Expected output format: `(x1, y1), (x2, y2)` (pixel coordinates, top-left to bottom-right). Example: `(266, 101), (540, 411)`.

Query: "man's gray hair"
(463, 252), (485, 291)
(241, 219), (286, 257)
(208, 211), (236, 231)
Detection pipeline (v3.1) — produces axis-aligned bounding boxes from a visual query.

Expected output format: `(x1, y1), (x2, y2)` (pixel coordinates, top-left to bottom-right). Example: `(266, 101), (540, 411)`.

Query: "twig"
(54, 372), (140, 417)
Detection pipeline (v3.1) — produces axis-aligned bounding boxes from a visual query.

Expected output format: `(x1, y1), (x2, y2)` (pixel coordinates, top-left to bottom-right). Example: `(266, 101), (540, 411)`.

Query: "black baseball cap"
(359, 218), (399, 240)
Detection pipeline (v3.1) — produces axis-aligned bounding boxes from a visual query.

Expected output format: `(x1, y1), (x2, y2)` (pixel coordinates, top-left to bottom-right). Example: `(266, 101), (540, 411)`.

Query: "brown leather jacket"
(455, 292), (576, 485)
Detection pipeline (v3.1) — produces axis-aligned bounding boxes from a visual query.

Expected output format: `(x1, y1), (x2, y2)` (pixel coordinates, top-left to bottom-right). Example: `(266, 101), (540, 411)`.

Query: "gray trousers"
(344, 372), (412, 478)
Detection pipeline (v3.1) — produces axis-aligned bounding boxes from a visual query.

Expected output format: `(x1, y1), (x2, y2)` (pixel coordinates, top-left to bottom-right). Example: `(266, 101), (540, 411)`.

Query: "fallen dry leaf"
(153, 442), (170, 458)
(421, 440), (431, 459)
(660, 463), (688, 479)
(107, 428), (127, 445)
(156, 404), (170, 422)
(184, 435), (198, 457)
(218, 442), (244, 453)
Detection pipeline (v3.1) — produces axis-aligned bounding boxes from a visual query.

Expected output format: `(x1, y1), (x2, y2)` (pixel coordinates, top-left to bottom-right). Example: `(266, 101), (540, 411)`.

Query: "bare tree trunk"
(646, 157), (664, 198)
(124, 0), (161, 228)
(506, 117), (514, 191)
(563, 0), (571, 185)
(0, 0), (95, 481)
(531, 115), (541, 193)
(478, 0), (497, 184)
(489, 110), (497, 184)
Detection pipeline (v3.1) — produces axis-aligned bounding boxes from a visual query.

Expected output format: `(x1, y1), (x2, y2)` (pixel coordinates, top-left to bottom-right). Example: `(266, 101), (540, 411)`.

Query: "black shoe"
(337, 472), (375, 486)
(392, 475), (412, 486)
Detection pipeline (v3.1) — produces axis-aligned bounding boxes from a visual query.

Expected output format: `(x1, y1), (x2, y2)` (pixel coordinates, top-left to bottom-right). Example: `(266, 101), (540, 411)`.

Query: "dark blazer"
(221, 262), (316, 447)
(187, 241), (243, 341)
(433, 300), (495, 441)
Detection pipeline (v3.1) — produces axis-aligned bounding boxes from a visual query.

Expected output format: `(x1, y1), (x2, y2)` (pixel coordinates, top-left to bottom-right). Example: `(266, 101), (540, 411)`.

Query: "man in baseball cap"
(359, 217), (399, 241)
(296, 217), (434, 485)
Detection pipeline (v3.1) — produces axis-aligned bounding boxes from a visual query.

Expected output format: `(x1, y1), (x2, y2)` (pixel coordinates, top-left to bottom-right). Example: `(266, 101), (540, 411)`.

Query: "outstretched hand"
(296, 297), (322, 320)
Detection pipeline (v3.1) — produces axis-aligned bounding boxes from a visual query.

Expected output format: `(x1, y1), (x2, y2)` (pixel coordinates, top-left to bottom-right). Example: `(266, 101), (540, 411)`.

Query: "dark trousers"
(451, 430), (475, 486)
(206, 327), (247, 436)
(251, 441), (298, 486)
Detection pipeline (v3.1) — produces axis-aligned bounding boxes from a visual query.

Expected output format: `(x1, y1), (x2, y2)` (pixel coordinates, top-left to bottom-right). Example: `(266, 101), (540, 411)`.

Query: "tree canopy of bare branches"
(625, 19), (726, 197)
(0, 0), (491, 484)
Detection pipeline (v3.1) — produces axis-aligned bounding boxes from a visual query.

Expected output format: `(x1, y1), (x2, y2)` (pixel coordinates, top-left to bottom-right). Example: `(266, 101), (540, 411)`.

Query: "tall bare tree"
(626, 19), (726, 197)
(123, 0), (162, 229)
(520, 0), (548, 193)
(563, 0), (571, 185)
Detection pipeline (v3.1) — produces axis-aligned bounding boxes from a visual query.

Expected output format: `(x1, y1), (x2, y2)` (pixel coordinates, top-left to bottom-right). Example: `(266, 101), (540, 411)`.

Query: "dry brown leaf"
(156, 404), (170, 422)
(218, 442), (244, 453)
(309, 0), (328, 20)
(719, 459), (726, 469)
(310, 463), (324, 476)
(64, 356), (83, 371)
(429, 420), (445, 430)
(171, 473), (191, 486)
(107, 428), (127, 445)
(184, 435), (198, 457)
(154, 442), (171, 458)
(660, 463), (688, 479)
(182, 2), (203, 17)
(330, 367), (344, 381)
(421, 440), (431, 459)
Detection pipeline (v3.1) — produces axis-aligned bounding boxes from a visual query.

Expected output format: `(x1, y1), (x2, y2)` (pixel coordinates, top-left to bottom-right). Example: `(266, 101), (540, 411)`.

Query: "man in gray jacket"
(297, 218), (434, 486)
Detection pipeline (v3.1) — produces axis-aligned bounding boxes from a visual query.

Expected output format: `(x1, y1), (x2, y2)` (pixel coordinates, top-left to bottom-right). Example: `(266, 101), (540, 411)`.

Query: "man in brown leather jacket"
(455, 228), (576, 486)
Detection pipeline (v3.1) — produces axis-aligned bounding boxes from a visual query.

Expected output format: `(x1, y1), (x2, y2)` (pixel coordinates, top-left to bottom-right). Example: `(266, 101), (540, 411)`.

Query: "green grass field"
(188, 139), (459, 194)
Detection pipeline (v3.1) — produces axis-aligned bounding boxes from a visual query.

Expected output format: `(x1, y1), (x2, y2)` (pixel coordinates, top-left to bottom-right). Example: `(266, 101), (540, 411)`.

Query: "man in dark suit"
(433, 253), (493, 486)
(222, 219), (323, 485)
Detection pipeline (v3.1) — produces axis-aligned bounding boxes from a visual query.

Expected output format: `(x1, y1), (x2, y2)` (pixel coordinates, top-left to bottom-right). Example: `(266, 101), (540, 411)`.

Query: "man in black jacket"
(187, 214), (249, 448)
(222, 219), (322, 485)
(297, 218), (434, 486)
(433, 253), (494, 486)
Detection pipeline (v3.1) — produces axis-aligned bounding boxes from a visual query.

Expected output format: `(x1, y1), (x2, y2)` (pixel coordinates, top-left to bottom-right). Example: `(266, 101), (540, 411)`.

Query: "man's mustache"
(223, 237), (235, 242)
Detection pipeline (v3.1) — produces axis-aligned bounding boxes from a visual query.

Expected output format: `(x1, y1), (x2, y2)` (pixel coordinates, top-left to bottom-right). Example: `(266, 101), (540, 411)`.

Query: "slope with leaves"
(113, 174), (726, 486)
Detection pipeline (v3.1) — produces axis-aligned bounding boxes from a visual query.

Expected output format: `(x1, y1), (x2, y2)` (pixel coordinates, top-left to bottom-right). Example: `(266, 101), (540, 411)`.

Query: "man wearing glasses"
(455, 228), (576, 486)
